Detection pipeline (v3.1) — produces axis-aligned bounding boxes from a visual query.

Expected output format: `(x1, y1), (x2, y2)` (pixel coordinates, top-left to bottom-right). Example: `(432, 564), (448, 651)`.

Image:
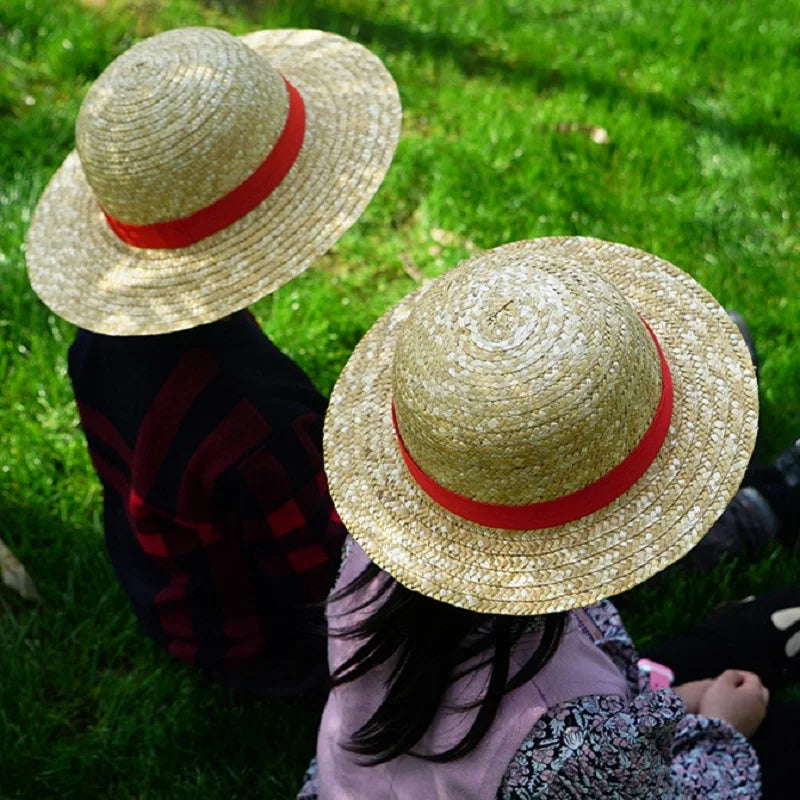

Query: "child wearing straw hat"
(25, 27), (401, 695)
(299, 237), (798, 798)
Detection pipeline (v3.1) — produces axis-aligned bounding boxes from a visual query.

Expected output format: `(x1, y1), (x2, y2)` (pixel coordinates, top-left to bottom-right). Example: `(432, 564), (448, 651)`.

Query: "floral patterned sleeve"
(297, 758), (318, 800)
(497, 689), (760, 800)
(498, 689), (761, 799)
(671, 713), (761, 798)
(499, 691), (680, 799)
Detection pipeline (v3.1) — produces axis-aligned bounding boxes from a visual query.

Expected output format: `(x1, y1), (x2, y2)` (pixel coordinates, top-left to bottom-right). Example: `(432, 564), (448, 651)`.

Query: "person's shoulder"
(208, 317), (328, 419)
(69, 327), (105, 361)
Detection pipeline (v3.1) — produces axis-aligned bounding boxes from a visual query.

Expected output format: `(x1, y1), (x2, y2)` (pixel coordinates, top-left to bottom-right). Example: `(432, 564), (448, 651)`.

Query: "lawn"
(1, 0), (799, 797)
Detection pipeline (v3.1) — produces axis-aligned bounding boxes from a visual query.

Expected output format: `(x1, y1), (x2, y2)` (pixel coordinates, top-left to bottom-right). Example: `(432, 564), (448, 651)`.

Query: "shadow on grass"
(620, 541), (800, 649)
(0, 495), (317, 798)
(217, 0), (799, 158)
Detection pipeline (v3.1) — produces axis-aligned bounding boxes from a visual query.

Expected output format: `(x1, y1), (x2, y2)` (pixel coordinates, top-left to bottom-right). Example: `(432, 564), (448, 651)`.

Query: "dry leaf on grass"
(429, 228), (478, 251)
(0, 537), (40, 602)
(430, 228), (461, 247)
(554, 123), (610, 144)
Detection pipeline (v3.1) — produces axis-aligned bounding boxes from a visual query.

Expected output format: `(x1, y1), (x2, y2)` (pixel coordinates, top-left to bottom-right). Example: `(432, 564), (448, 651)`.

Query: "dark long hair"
(328, 561), (567, 765)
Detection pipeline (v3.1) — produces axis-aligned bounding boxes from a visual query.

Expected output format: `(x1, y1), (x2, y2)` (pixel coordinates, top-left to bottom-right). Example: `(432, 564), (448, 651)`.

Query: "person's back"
(314, 540), (658, 799)
(303, 540), (760, 799)
(69, 312), (343, 691)
(25, 25), (401, 694)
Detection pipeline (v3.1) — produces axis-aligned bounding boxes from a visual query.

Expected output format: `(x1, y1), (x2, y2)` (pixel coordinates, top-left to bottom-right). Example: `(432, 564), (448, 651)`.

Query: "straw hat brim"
(26, 29), (402, 335)
(324, 237), (759, 615)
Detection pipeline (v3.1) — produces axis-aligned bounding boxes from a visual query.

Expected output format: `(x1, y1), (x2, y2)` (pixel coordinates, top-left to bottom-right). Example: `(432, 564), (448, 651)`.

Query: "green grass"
(1, 0), (799, 796)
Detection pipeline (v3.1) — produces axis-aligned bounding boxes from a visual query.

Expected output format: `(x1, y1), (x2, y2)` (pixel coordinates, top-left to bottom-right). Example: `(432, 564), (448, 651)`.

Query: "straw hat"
(26, 26), (401, 335)
(324, 237), (758, 615)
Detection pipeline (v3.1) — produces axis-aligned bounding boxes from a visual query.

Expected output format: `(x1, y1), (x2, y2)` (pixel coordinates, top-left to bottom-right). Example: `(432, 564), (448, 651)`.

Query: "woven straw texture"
(324, 237), (758, 615)
(26, 27), (401, 334)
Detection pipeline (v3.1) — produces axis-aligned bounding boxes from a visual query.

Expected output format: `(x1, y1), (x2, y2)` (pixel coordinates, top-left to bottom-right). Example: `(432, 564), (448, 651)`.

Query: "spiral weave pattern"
(324, 237), (759, 614)
(26, 27), (402, 334)
(393, 261), (663, 505)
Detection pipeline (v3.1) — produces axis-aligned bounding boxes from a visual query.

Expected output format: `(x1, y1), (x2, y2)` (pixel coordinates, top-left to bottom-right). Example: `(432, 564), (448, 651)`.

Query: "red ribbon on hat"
(392, 319), (673, 530)
(101, 76), (306, 250)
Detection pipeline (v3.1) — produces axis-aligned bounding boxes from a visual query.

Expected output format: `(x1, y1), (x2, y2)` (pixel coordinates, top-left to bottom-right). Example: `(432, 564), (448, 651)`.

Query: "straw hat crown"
(392, 257), (663, 505)
(325, 237), (758, 614)
(27, 24), (401, 335)
(76, 27), (290, 225)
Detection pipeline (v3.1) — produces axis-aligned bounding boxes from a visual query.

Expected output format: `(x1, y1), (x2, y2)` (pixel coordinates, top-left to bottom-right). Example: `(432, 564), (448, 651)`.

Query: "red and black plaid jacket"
(68, 311), (346, 685)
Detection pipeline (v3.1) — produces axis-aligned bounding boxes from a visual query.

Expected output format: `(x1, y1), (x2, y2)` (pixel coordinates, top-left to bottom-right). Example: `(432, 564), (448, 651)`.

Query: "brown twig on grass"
(400, 253), (425, 283)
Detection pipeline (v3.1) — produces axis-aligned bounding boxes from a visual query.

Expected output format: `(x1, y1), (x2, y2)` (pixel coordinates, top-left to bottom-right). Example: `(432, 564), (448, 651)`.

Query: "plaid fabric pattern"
(68, 312), (346, 680)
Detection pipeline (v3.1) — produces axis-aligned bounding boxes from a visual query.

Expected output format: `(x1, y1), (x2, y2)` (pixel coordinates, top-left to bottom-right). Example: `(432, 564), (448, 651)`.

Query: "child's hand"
(673, 679), (713, 713)
(698, 669), (769, 738)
